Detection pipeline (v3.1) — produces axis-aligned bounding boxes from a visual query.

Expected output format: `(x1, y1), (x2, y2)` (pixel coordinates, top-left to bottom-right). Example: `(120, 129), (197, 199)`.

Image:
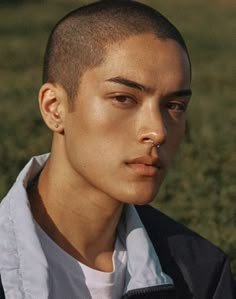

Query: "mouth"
(125, 156), (163, 177)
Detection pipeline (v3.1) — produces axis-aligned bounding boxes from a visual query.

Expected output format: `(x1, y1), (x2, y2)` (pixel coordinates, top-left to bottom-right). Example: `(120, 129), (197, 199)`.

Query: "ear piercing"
(55, 123), (59, 128)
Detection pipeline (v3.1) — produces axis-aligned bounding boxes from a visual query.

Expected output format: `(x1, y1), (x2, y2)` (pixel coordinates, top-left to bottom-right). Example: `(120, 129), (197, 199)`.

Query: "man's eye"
(112, 95), (137, 106)
(167, 102), (186, 112)
(113, 95), (134, 103)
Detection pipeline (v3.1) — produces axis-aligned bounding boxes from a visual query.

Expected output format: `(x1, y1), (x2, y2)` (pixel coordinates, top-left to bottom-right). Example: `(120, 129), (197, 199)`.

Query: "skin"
(28, 33), (191, 272)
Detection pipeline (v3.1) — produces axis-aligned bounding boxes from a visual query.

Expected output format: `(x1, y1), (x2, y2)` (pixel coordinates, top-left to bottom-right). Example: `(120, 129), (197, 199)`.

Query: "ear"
(38, 83), (68, 133)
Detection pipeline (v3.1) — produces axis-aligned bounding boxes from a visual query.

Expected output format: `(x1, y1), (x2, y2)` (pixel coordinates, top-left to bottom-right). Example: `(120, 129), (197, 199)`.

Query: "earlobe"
(38, 83), (66, 133)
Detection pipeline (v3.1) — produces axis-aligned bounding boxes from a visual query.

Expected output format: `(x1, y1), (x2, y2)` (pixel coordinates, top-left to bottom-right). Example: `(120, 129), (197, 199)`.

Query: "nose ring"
(152, 143), (161, 149)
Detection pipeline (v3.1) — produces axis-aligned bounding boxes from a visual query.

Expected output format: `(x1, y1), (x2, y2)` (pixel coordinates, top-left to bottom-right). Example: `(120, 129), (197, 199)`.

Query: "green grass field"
(0, 0), (235, 276)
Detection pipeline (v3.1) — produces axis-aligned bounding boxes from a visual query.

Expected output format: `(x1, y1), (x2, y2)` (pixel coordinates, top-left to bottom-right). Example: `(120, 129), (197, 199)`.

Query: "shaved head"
(43, 0), (190, 108)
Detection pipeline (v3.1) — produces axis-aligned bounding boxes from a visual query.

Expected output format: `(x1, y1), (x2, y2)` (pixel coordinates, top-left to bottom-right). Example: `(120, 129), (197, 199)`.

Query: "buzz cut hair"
(43, 0), (190, 108)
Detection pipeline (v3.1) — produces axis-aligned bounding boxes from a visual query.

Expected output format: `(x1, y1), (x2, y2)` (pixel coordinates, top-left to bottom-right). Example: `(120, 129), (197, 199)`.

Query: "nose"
(138, 109), (167, 147)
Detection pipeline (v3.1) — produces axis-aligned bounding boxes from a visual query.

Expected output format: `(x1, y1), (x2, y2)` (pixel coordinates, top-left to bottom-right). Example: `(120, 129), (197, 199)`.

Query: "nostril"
(143, 138), (152, 143)
(139, 129), (167, 146)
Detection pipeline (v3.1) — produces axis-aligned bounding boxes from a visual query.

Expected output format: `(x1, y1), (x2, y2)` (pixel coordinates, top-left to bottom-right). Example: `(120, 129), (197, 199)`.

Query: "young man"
(0, 1), (235, 298)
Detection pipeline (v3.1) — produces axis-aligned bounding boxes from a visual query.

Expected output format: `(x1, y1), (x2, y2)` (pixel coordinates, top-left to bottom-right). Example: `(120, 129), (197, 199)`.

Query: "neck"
(28, 150), (124, 272)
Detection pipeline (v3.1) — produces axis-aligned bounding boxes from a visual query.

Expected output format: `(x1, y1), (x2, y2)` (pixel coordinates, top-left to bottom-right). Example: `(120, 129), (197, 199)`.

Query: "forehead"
(109, 34), (189, 82)
(82, 34), (191, 91)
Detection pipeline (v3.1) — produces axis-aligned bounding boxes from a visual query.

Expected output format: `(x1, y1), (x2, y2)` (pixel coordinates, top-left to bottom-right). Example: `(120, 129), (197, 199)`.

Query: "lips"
(126, 156), (162, 177)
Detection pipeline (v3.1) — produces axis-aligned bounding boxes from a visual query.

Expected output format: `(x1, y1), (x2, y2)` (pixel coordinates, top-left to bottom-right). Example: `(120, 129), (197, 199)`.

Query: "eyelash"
(166, 102), (187, 112)
(112, 95), (137, 105)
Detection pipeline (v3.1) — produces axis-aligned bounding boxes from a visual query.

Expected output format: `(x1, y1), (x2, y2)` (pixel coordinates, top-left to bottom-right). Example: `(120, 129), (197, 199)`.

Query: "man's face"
(62, 34), (191, 205)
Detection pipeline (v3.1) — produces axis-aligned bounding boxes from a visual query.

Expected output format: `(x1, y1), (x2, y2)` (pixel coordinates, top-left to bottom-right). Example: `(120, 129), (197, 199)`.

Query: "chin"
(133, 195), (157, 206)
(120, 188), (159, 206)
(133, 181), (164, 205)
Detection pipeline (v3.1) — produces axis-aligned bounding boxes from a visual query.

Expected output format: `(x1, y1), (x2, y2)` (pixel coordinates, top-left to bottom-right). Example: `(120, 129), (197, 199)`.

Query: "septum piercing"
(152, 143), (161, 149)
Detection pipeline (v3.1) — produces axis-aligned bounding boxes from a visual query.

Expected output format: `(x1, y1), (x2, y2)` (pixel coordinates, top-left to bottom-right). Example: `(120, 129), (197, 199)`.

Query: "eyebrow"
(166, 89), (192, 98)
(105, 76), (149, 92)
(106, 76), (192, 98)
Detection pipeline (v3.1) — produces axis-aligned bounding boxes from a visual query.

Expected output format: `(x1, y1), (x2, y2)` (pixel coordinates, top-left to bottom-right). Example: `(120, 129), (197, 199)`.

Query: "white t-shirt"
(36, 224), (127, 299)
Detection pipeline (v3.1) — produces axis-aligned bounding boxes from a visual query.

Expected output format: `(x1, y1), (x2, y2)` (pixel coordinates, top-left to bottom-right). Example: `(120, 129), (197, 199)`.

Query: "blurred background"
(0, 0), (235, 276)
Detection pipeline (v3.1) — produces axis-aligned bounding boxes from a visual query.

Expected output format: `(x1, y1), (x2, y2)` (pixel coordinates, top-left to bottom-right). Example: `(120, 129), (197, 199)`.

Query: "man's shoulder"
(136, 205), (235, 298)
(136, 204), (227, 267)
(136, 204), (225, 260)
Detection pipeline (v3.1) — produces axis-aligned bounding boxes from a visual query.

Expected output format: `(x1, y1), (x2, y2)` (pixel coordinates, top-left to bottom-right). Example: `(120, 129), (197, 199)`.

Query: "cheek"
(171, 123), (185, 150)
(76, 97), (125, 134)
(64, 103), (127, 167)
(75, 99), (136, 153)
(166, 114), (186, 140)
(164, 121), (185, 163)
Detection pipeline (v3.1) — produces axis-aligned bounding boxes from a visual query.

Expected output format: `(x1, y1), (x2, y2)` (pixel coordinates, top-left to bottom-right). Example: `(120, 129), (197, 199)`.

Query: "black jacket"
(131, 205), (236, 298)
